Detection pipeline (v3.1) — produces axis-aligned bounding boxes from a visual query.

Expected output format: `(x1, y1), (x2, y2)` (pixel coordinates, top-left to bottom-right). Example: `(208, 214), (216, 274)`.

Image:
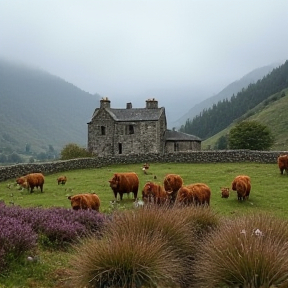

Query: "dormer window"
(101, 126), (106, 135)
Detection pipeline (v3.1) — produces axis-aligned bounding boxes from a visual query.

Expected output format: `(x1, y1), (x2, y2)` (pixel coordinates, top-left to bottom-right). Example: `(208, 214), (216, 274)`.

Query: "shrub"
(193, 213), (288, 287)
(0, 204), (107, 249)
(60, 143), (93, 160)
(0, 215), (37, 270)
(69, 204), (220, 287)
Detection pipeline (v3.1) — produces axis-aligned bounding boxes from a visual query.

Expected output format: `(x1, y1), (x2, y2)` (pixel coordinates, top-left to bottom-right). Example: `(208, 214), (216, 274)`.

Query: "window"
(101, 126), (105, 135)
(174, 142), (179, 152)
(126, 125), (134, 135)
(118, 143), (122, 154)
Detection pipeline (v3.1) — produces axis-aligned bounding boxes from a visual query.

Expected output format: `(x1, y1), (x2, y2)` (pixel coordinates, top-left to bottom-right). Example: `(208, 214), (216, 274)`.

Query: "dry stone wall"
(0, 150), (287, 181)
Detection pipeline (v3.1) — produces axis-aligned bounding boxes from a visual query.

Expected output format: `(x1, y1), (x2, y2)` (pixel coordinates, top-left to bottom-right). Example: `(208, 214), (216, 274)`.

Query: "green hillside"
(180, 60), (288, 139)
(0, 59), (100, 161)
(202, 88), (288, 151)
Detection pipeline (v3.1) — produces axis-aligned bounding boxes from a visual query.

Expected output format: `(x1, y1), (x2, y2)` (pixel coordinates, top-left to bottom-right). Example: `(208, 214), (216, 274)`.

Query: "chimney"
(146, 98), (158, 109)
(100, 97), (111, 108)
(126, 102), (132, 109)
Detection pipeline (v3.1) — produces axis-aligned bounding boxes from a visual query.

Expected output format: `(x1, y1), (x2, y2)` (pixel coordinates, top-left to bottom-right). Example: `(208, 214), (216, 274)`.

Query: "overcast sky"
(1, 0), (288, 117)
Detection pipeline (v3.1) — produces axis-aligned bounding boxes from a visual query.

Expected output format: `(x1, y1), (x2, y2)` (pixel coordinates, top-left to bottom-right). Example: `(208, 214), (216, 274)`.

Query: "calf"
(220, 187), (230, 198)
(57, 175), (67, 185)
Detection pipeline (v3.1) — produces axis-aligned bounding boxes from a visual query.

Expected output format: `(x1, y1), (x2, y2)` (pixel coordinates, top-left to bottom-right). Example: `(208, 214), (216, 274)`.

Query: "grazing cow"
(175, 183), (211, 206)
(57, 176), (67, 185)
(109, 172), (139, 201)
(277, 154), (288, 175)
(16, 176), (29, 190)
(220, 187), (230, 198)
(231, 175), (251, 201)
(163, 174), (183, 203)
(16, 173), (45, 193)
(68, 193), (100, 211)
(142, 181), (168, 205)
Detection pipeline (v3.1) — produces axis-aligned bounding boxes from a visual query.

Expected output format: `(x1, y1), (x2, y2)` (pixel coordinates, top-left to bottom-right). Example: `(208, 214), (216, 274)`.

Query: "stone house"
(87, 98), (201, 156)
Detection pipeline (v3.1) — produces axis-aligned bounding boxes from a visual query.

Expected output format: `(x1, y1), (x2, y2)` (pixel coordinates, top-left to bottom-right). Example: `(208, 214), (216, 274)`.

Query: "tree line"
(180, 60), (288, 140)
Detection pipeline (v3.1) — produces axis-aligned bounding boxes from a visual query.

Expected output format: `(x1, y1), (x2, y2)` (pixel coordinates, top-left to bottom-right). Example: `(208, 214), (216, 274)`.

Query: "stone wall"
(0, 150), (287, 182)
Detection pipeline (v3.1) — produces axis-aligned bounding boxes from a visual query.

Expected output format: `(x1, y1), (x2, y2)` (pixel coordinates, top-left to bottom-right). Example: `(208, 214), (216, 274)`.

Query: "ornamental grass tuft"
(69, 204), (220, 288)
(193, 212), (288, 288)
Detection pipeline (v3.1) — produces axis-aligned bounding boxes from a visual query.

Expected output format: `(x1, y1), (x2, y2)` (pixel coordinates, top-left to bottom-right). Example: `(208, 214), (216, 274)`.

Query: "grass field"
(0, 162), (288, 287)
(0, 162), (287, 217)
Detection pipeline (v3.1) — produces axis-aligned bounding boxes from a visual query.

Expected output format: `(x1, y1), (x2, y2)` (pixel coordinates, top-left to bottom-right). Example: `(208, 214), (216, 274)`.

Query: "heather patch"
(0, 203), (107, 254)
(0, 214), (37, 269)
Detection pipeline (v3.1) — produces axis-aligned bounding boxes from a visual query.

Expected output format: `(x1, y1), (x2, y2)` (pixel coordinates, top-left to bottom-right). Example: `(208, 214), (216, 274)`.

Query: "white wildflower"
(240, 229), (246, 235)
(254, 228), (263, 237)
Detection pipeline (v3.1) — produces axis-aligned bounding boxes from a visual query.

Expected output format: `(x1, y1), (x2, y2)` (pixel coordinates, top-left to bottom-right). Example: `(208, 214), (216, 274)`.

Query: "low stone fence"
(0, 150), (286, 182)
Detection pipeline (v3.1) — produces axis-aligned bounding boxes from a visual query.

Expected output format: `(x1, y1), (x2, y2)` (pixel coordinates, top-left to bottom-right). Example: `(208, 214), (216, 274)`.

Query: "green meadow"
(0, 162), (286, 217)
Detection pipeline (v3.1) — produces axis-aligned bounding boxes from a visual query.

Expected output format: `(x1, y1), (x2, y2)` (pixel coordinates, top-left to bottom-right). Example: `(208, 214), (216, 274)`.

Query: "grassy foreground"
(0, 162), (287, 287)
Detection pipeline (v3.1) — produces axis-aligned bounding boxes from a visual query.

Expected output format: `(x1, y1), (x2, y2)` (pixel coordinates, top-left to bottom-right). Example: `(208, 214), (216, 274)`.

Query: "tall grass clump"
(193, 212), (288, 288)
(69, 204), (220, 288)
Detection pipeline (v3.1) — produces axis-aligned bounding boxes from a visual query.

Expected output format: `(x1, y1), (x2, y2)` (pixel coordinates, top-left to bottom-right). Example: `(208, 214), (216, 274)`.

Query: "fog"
(1, 0), (287, 124)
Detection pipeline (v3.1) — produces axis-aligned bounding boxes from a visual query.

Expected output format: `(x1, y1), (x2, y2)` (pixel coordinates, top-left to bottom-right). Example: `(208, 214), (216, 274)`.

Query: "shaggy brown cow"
(175, 183), (211, 206)
(16, 173), (45, 193)
(231, 175), (251, 201)
(16, 176), (29, 190)
(163, 174), (183, 203)
(68, 193), (100, 211)
(109, 172), (139, 201)
(57, 176), (67, 185)
(277, 154), (288, 175)
(220, 187), (230, 198)
(142, 181), (168, 205)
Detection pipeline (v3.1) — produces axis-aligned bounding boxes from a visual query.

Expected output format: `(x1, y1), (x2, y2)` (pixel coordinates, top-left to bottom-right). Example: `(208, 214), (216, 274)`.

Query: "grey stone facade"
(87, 98), (201, 156)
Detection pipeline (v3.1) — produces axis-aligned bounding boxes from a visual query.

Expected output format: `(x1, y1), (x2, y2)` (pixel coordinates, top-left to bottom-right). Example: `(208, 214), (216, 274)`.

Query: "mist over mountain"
(171, 62), (284, 129)
(0, 59), (100, 156)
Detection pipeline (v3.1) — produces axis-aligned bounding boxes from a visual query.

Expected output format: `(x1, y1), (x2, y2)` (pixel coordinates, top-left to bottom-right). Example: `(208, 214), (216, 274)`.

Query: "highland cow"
(142, 181), (168, 205)
(16, 173), (45, 193)
(175, 183), (211, 206)
(277, 154), (288, 175)
(231, 175), (251, 201)
(163, 174), (183, 203)
(220, 187), (230, 198)
(57, 175), (67, 185)
(109, 172), (139, 201)
(68, 193), (100, 211)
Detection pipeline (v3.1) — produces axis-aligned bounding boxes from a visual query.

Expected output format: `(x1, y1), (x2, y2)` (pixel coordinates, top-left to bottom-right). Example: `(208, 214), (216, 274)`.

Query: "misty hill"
(171, 62), (283, 129)
(202, 87), (288, 151)
(0, 59), (100, 157)
(179, 60), (288, 140)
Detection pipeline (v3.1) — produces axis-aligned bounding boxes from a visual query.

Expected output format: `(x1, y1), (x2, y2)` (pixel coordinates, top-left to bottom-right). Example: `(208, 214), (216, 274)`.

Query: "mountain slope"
(202, 88), (288, 151)
(0, 59), (100, 155)
(179, 60), (288, 140)
(171, 62), (284, 129)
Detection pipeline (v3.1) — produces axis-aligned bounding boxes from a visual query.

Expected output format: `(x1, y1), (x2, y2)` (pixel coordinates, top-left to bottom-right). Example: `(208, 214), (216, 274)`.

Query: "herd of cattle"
(13, 154), (288, 212)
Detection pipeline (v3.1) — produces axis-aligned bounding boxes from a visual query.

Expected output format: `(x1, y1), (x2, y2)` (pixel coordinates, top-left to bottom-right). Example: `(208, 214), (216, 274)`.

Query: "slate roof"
(165, 130), (202, 141)
(92, 107), (165, 122)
